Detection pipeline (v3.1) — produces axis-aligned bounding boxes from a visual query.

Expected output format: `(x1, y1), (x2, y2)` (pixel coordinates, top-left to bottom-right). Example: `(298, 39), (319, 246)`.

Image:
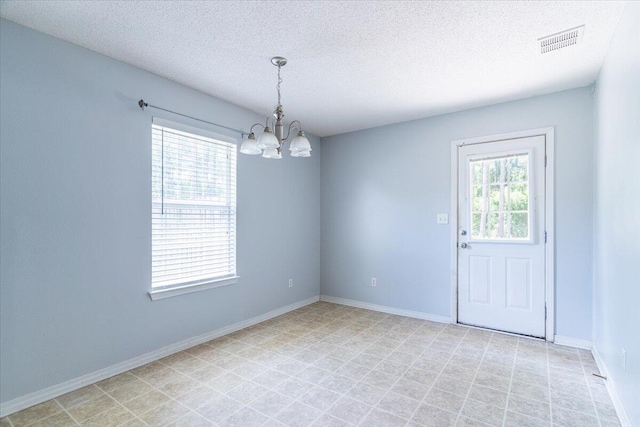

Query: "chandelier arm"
(249, 123), (265, 135)
(264, 116), (276, 129)
(283, 120), (303, 142)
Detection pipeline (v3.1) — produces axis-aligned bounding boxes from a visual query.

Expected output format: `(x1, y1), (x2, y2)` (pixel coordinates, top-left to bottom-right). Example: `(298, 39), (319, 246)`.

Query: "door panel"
(457, 136), (546, 337)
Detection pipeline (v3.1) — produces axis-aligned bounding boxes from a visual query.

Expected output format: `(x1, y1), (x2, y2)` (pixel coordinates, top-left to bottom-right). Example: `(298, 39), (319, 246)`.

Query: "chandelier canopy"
(240, 57), (311, 159)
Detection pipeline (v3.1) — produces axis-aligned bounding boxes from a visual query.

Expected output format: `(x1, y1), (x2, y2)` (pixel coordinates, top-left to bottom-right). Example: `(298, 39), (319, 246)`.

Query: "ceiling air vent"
(538, 25), (584, 54)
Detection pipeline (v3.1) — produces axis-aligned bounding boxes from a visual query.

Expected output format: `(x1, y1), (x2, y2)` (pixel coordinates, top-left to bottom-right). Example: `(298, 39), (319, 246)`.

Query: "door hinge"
(544, 231), (547, 243)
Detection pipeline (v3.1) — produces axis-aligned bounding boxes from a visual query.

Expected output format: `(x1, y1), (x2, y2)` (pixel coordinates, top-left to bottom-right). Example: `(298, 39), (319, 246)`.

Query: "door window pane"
(469, 153), (530, 240)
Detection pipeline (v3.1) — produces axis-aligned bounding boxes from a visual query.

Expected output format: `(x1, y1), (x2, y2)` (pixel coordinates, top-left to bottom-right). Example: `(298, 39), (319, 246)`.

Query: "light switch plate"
(437, 214), (449, 224)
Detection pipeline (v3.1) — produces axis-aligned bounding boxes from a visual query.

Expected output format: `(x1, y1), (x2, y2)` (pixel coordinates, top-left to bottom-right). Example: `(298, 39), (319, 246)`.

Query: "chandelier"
(239, 57), (311, 159)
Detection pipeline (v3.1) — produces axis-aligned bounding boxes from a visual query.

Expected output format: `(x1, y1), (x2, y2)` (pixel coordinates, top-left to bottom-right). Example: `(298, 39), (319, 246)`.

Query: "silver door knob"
(460, 243), (468, 249)
(460, 230), (467, 236)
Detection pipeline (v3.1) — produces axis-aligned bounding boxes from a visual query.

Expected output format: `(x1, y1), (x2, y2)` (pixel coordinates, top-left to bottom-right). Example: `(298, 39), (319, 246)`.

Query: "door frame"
(449, 127), (555, 341)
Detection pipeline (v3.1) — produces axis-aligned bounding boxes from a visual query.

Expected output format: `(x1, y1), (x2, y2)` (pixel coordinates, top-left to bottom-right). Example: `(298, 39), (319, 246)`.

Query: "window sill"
(148, 276), (239, 301)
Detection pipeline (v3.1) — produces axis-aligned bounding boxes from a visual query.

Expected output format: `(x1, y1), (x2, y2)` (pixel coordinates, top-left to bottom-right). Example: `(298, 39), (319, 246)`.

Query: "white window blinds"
(152, 123), (237, 290)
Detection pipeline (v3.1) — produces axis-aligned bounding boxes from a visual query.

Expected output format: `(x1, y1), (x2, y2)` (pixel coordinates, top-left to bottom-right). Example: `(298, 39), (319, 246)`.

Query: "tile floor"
(1, 302), (621, 427)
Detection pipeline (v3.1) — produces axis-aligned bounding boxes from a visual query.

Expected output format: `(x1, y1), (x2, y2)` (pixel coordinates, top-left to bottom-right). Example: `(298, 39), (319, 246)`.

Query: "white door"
(457, 136), (546, 337)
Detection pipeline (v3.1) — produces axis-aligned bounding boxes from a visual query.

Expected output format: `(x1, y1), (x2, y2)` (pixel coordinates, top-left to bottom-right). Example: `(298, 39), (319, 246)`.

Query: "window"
(151, 120), (237, 299)
(469, 152), (531, 241)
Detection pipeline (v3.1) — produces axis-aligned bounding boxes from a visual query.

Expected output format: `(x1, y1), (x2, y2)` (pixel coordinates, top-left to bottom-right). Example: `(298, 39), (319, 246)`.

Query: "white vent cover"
(538, 25), (584, 54)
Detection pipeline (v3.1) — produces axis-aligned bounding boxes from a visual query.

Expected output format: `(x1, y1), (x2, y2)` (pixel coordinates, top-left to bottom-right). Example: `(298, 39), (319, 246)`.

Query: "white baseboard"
(553, 335), (592, 350)
(592, 345), (633, 427)
(320, 295), (451, 324)
(0, 295), (320, 418)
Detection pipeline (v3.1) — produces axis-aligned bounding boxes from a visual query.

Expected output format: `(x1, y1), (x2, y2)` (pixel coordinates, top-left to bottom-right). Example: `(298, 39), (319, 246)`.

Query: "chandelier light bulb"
(289, 131), (311, 153)
(257, 127), (279, 149)
(239, 133), (262, 155)
(291, 149), (311, 157)
(262, 147), (282, 159)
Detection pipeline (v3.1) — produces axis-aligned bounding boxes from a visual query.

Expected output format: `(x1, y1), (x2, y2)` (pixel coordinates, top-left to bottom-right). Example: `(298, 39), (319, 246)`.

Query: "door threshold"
(457, 321), (546, 341)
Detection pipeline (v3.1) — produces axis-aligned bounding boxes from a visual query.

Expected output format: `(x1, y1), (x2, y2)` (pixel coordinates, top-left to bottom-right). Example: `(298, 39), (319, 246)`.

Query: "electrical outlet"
(622, 348), (626, 371)
(437, 213), (449, 224)
(371, 278), (377, 287)
(288, 279), (293, 288)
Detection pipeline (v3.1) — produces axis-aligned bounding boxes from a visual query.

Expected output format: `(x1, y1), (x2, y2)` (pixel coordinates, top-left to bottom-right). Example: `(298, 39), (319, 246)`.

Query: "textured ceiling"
(0, 1), (627, 136)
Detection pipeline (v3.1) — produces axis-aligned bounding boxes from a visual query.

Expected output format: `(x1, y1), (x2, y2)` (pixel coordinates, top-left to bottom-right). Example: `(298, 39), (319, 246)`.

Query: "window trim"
(148, 276), (239, 301)
(149, 117), (238, 300)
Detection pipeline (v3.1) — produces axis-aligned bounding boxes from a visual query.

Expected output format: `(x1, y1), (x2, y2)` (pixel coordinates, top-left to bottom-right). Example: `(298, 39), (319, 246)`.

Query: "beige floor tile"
(391, 378), (430, 401)
(594, 399), (619, 421)
(411, 403), (458, 427)
(423, 388), (465, 414)
(509, 380), (550, 403)
(334, 362), (371, 380)
(310, 413), (350, 427)
(67, 394), (118, 422)
(318, 373), (359, 394)
(208, 372), (247, 393)
(376, 359), (411, 377)
(28, 411), (78, 427)
(173, 385), (221, 410)
(106, 379), (152, 403)
(298, 386), (341, 411)
(441, 364), (477, 383)
(248, 390), (294, 416)
(345, 381), (388, 406)
(8, 400), (63, 427)
(196, 396), (243, 424)
(271, 376), (311, 396)
(119, 417), (148, 427)
(56, 385), (104, 409)
(226, 381), (269, 404)
(275, 401), (323, 427)
(166, 411), (213, 426)
(550, 389), (596, 416)
(362, 370), (400, 389)
(80, 405), (134, 427)
(295, 365), (331, 383)
(144, 367), (187, 388)
(188, 364), (224, 383)
(460, 398), (504, 426)
(0, 418), (12, 427)
(412, 357), (445, 374)
(95, 372), (138, 393)
(552, 406), (599, 427)
(326, 396), (372, 425)
(129, 361), (166, 379)
(504, 410), (550, 427)
(473, 371), (511, 392)
(232, 361), (268, 379)
(219, 406), (269, 427)
(376, 391), (420, 419)
(467, 385), (507, 409)
(479, 361), (513, 379)
(361, 408), (407, 426)
(139, 400), (190, 427)
(171, 356), (210, 374)
(251, 369), (290, 388)
(434, 375), (472, 397)
(159, 375), (202, 398)
(123, 390), (170, 416)
(507, 394), (550, 421)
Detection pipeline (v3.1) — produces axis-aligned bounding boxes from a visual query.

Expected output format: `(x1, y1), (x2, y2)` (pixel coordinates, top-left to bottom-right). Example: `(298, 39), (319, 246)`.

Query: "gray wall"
(321, 87), (594, 340)
(593, 3), (640, 425)
(0, 19), (321, 404)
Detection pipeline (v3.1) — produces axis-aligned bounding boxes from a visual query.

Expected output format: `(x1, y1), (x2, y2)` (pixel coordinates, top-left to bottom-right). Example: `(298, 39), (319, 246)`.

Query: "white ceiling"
(0, 1), (627, 137)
